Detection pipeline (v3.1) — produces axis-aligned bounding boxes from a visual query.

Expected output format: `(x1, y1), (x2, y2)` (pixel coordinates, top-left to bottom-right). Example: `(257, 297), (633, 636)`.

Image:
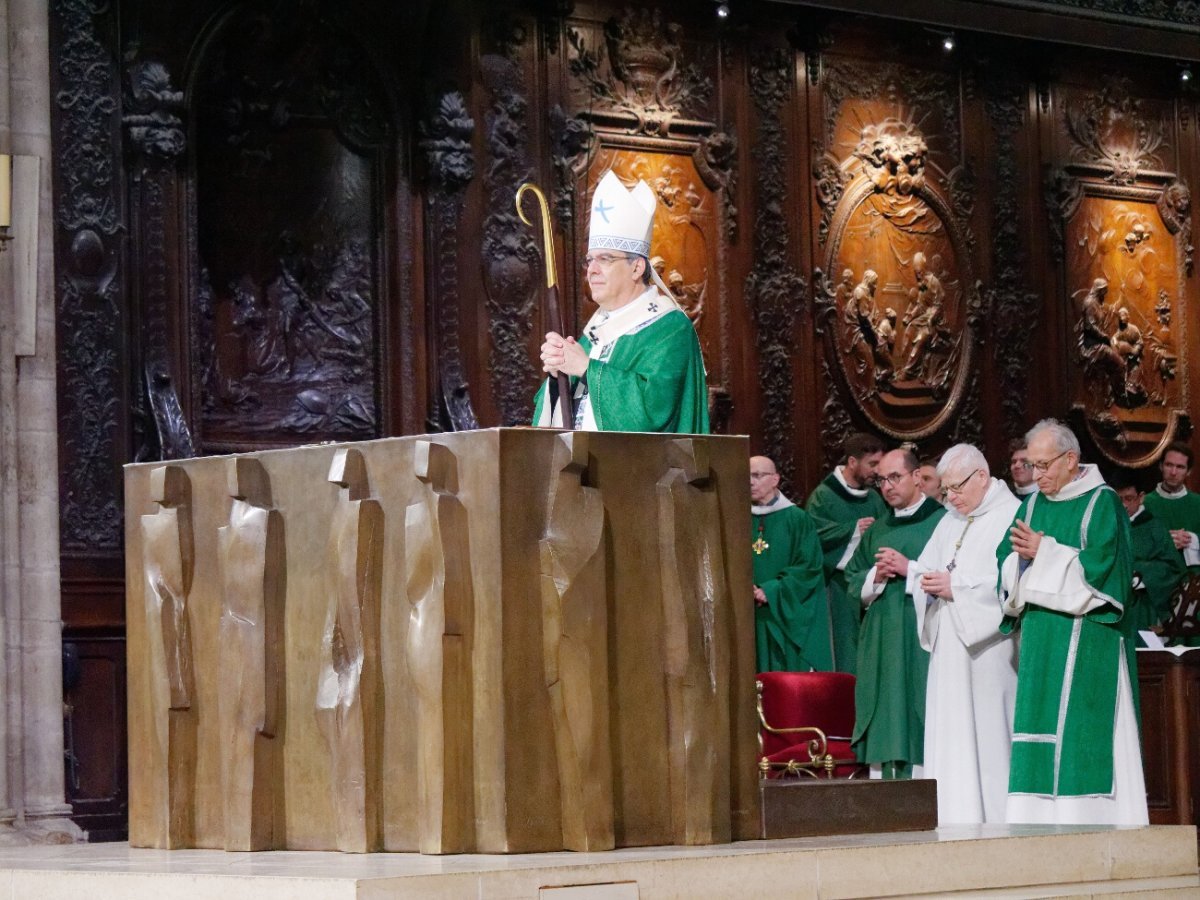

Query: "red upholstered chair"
(756, 671), (865, 779)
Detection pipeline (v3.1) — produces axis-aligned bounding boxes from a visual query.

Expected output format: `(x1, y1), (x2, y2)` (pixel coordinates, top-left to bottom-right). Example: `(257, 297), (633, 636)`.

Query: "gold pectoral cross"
(752, 535), (769, 555)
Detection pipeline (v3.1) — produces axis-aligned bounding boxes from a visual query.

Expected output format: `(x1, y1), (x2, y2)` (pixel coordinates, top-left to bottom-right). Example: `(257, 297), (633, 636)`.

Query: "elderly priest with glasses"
(533, 171), (709, 433)
(996, 419), (1148, 825)
(907, 444), (1020, 824)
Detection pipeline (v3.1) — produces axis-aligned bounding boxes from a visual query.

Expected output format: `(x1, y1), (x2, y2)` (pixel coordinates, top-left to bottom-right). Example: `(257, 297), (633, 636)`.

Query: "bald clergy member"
(1143, 442), (1200, 571)
(997, 419), (1148, 825)
(806, 432), (887, 673)
(908, 445), (1019, 824)
(750, 456), (833, 672)
(846, 448), (945, 779)
(534, 170), (709, 433)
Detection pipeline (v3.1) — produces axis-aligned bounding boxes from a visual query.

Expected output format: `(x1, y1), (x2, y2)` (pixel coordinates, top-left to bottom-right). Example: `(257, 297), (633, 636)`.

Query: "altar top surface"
(122, 426), (751, 471)
(1, 826), (1194, 899)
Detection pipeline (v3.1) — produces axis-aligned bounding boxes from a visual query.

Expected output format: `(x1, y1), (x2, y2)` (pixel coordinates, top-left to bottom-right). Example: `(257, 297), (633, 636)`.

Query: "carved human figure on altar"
(217, 457), (284, 851)
(315, 448), (384, 852)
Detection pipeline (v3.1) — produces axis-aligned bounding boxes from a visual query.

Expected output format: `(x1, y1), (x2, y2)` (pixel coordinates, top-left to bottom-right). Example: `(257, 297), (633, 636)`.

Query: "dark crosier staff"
(516, 182), (574, 429)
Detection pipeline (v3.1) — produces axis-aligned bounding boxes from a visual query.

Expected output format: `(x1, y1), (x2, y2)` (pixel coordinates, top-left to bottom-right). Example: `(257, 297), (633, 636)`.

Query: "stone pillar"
(0, 0), (83, 844)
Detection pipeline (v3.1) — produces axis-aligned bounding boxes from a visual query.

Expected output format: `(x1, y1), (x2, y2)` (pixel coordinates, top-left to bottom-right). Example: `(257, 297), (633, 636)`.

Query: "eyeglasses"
(1029, 450), (1069, 472)
(942, 468), (981, 497)
(582, 253), (631, 269)
(1013, 461), (1032, 471)
(749, 472), (776, 481)
(876, 472), (910, 486)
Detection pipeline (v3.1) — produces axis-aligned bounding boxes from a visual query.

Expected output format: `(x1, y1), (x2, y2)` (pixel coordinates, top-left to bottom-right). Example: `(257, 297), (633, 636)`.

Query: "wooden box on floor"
(1137, 648), (1200, 827)
(125, 428), (758, 854)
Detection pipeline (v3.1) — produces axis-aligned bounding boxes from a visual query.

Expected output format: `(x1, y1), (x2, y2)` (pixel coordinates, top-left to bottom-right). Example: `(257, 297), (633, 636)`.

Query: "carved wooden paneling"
(51, 0), (129, 554)
(815, 55), (981, 442)
(191, 9), (392, 450)
(746, 47), (805, 481)
(1049, 81), (1191, 465)
(480, 29), (541, 427)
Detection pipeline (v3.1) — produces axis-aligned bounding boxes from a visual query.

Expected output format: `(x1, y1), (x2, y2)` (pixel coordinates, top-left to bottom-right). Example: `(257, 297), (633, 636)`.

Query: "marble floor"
(0, 824), (1194, 899)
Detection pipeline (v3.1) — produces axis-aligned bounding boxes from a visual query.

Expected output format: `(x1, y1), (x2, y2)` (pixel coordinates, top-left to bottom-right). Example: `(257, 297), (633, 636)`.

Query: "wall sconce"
(0, 154), (11, 253)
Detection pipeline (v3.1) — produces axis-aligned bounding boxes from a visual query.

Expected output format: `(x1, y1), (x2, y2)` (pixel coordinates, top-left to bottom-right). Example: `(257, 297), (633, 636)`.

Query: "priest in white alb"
(907, 444), (1019, 824)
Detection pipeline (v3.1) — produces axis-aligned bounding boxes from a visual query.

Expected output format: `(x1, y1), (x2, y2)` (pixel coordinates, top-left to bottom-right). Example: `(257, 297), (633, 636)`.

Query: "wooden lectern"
(125, 428), (759, 853)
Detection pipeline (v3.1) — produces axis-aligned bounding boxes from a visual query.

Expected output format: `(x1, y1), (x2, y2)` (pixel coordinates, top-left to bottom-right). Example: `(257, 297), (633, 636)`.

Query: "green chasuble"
(752, 498), (833, 673)
(845, 496), (945, 776)
(1128, 509), (1185, 636)
(996, 469), (1133, 799)
(532, 294), (709, 434)
(805, 472), (887, 675)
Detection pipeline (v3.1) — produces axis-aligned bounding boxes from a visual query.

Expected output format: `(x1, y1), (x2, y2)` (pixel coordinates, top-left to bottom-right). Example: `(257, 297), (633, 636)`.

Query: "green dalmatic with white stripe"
(995, 484), (1133, 799)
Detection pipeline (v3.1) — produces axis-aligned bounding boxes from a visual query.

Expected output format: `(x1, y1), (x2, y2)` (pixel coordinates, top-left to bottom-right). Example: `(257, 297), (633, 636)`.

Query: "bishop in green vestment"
(845, 448), (944, 779)
(805, 433), (887, 674)
(534, 170), (708, 434)
(750, 456), (832, 673)
(997, 420), (1148, 825)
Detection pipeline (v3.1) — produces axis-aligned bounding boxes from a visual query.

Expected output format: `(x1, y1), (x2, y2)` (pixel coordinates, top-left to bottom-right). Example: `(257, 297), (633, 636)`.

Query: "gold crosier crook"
(516, 183), (557, 289)
(516, 182), (574, 427)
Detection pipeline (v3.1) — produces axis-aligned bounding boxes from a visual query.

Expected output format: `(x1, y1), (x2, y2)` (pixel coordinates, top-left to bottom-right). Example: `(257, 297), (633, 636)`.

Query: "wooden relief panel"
(191, 10), (392, 450)
(1051, 82), (1191, 465)
(816, 59), (979, 440)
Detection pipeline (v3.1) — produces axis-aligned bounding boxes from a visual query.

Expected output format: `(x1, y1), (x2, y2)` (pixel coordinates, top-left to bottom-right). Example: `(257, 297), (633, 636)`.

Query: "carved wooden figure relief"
(140, 465), (197, 848)
(1054, 82), (1190, 464)
(538, 432), (614, 852)
(405, 440), (475, 854)
(820, 108), (978, 439)
(217, 457), (285, 851)
(655, 438), (732, 845)
(315, 448), (385, 852)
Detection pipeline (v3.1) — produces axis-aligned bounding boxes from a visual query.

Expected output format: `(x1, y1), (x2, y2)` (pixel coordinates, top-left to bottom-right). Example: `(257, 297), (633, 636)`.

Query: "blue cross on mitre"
(594, 199), (614, 223)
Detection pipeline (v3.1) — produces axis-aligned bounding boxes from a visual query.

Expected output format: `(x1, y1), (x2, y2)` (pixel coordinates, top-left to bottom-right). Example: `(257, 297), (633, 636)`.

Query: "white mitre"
(588, 170), (678, 304)
(589, 170), (656, 255)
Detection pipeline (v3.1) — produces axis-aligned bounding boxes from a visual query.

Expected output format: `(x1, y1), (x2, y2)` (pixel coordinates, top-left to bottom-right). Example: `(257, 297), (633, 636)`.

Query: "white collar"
(1156, 483), (1189, 500)
(1041, 464), (1106, 502)
(894, 495), (928, 518)
(1014, 481), (1038, 496)
(582, 287), (670, 347)
(752, 491), (795, 516)
(834, 465), (870, 498)
(1130, 505), (1145, 522)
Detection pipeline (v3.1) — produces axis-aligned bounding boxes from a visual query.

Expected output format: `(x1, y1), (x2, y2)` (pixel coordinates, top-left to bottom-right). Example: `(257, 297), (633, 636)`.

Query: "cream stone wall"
(0, 0), (83, 844)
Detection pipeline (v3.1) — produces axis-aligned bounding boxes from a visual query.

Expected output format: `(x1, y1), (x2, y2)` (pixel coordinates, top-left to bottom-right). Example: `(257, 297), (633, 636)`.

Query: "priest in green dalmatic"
(997, 419), (1148, 825)
(533, 170), (709, 434)
(846, 447), (945, 779)
(805, 432), (887, 673)
(750, 455), (832, 673)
